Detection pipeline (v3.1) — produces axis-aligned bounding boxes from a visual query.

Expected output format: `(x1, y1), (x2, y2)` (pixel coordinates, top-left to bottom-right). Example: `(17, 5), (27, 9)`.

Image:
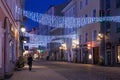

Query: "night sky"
(24, 0), (67, 31)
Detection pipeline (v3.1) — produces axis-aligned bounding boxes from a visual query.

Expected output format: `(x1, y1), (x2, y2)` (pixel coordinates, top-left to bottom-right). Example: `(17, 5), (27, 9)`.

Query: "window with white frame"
(92, 30), (97, 41)
(85, 33), (88, 43)
(80, 1), (82, 9)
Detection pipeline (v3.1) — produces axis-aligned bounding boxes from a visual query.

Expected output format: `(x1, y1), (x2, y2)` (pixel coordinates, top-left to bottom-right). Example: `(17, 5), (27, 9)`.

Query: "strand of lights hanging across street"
(16, 8), (120, 28)
(24, 32), (76, 44)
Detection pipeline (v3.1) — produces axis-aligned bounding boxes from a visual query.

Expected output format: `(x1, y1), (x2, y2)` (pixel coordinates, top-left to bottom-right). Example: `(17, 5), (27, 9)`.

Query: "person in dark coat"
(27, 54), (33, 71)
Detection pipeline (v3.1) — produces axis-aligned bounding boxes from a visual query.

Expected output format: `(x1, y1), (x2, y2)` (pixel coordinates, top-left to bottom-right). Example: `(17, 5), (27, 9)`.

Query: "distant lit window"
(85, 0), (88, 5)
(116, 23), (120, 33)
(80, 1), (82, 9)
(116, 0), (120, 8)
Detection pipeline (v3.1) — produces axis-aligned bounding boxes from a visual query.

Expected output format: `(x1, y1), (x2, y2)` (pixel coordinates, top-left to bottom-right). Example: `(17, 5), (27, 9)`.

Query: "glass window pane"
(117, 46), (120, 63)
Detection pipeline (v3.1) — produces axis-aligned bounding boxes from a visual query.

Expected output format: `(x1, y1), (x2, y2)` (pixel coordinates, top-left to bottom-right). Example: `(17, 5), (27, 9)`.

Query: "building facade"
(0, 0), (22, 79)
(73, 0), (120, 66)
(39, 3), (68, 61)
(103, 0), (120, 66)
(62, 0), (77, 62)
(75, 0), (101, 64)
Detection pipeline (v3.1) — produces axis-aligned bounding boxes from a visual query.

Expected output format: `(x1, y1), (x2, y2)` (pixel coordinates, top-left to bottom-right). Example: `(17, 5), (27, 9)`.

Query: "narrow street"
(7, 60), (120, 80)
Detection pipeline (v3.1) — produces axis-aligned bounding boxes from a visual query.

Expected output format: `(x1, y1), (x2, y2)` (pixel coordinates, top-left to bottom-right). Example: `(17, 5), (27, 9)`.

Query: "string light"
(17, 8), (120, 48)
(16, 8), (120, 28)
(23, 32), (76, 47)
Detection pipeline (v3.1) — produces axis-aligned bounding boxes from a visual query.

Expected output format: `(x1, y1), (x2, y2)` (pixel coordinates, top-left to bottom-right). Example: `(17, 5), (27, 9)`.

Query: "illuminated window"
(117, 46), (120, 63)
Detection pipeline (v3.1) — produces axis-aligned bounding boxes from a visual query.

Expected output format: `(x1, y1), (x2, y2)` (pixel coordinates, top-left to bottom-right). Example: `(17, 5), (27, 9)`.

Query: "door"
(93, 47), (99, 64)
(107, 51), (112, 65)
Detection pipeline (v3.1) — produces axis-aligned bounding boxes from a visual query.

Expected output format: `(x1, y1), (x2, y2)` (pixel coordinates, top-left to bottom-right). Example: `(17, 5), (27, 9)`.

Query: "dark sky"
(24, 0), (67, 31)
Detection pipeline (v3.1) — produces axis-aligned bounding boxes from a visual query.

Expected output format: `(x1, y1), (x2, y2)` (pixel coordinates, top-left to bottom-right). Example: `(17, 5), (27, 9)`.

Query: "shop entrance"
(93, 47), (99, 64)
(107, 51), (112, 65)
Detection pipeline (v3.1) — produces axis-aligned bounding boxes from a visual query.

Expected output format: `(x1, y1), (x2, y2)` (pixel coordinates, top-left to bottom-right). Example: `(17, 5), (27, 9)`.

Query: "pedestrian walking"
(27, 54), (33, 71)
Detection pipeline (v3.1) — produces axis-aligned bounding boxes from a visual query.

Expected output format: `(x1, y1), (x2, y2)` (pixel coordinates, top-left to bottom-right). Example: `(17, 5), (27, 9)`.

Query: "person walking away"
(27, 54), (33, 71)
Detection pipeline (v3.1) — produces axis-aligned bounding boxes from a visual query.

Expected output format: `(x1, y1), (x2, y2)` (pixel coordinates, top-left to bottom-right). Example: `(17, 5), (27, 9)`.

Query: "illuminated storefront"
(117, 46), (120, 63)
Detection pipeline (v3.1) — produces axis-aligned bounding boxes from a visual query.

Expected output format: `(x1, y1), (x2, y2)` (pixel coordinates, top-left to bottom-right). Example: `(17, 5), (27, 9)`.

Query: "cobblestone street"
(6, 60), (120, 80)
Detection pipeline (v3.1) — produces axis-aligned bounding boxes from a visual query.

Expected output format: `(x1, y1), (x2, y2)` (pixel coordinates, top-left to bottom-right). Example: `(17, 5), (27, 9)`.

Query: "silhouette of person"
(27, 54), (33, 71)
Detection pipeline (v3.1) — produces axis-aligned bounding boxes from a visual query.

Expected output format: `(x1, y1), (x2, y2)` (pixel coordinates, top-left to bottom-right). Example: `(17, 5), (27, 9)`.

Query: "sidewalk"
(6, 61), (68, 80)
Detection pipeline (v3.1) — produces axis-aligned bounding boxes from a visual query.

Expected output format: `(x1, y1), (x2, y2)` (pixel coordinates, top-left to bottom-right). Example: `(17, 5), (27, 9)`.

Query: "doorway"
(107, 51), (112, 65)
(93, 47), (99, 64)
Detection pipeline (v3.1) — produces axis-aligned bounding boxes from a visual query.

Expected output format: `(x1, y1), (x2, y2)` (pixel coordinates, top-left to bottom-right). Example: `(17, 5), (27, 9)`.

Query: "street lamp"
(23, 40), (27, 44)
(97, 33), (103, 41)
(88, 54), (92, 59)
(19, 26), (26, 56)
(98, 33), (103, 38)
(21, 27), (26, 32)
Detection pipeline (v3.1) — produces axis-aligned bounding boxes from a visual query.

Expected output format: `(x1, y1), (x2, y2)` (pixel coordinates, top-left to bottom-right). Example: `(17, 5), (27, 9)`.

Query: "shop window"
(117, 46), (120, 63)
(9, 41), (14, 62)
